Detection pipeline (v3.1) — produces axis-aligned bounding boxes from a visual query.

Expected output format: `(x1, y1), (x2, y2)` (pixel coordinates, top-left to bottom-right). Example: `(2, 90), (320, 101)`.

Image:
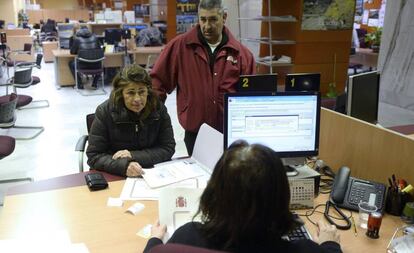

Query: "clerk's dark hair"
(197, 140), (295, 250)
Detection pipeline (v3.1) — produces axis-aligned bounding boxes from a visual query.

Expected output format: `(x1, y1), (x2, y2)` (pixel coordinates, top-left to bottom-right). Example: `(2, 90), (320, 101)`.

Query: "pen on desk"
(351, 216), (357, 236)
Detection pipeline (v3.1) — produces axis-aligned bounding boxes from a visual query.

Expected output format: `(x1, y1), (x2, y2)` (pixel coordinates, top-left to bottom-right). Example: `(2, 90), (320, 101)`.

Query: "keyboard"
(282, 214), (312, 241)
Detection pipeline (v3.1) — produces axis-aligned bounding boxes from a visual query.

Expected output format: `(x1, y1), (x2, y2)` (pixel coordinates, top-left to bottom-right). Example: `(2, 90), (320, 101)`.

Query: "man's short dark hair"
(197, 141), (296, 250)
(198, 0), (225, 15)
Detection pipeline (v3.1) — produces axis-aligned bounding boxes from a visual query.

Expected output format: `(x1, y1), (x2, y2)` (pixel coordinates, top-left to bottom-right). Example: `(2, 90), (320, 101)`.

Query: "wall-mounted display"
(301, 0), (356, 30)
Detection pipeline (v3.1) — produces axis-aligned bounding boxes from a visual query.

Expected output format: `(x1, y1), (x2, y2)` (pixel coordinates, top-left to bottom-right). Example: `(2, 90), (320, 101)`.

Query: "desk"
(349, 48), (379, 69)
(0, 172), (404, 253)
(52, 49), (125, 87)
(52, 47), (164, 87)
(42, 41), (59, 63)
(130, 46), (164, 65)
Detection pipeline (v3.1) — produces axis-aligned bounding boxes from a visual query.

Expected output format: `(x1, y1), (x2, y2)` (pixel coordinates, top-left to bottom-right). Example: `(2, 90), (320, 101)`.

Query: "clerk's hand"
(151, 220), (167, 239)
(315, 220), (340, 244)
(112, 149), (132, 160)
(126, 161), (144, 177)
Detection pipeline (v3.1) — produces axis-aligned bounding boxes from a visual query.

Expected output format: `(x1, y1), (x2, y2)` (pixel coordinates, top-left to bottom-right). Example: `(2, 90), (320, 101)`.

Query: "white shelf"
(238, 16), (297, 22)
(241, 38), (296, 45)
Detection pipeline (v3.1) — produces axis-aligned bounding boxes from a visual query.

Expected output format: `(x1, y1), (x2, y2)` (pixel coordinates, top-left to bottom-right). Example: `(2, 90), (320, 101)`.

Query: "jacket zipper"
(135, 124), (139, 132)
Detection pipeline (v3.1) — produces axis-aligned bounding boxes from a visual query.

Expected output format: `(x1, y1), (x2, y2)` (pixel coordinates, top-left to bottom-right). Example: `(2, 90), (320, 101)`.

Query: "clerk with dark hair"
(144, 141), (342, 253)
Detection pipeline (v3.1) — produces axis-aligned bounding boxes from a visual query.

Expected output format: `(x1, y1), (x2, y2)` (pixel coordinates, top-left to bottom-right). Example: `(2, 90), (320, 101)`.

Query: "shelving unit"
(237, 0), (297, 74)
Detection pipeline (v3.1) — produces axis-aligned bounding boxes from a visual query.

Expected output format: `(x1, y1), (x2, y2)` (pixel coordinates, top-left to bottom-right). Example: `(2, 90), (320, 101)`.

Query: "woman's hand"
(151, 220), (167, 239)
(126, 161), (144, 177)
(112, 149), (132, 160)
(315, 220), (340, 244)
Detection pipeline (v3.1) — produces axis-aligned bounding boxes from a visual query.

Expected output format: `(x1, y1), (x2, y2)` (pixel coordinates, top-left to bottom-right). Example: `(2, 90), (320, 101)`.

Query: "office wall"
(36, 0), (79, 10)
(0, 0), (25, 25)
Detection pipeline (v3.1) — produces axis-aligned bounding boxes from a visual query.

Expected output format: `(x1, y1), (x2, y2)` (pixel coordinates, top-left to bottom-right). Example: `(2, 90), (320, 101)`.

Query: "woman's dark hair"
(110, 64), (158, 119)
(197, 140), (295, 250)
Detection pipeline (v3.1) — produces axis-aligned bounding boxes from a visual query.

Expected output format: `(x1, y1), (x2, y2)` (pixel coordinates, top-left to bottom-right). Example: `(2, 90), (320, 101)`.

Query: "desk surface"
(0, 174), (404, 253)
(52, 47), (164, 58)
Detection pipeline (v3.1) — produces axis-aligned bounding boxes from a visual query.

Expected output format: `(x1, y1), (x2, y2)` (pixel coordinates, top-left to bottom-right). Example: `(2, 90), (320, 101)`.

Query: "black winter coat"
(86, 99), (176, 176)
(70, 28), (101, 55)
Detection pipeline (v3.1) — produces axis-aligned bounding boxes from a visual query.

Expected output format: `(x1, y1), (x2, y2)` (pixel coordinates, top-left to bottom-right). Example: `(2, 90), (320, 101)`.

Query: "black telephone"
(330, 166), (386, 212)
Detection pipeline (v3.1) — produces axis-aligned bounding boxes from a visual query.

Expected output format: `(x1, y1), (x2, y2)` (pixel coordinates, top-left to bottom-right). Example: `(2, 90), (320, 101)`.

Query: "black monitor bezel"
(223, 91), (321, 158)
(104, 28), (123, 45)
(285, 73), (321, 92)
(347, 70), (380, 124)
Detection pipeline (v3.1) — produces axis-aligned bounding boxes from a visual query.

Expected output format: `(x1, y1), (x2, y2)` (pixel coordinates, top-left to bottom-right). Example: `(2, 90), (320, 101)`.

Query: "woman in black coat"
(86, 64), (175, 177)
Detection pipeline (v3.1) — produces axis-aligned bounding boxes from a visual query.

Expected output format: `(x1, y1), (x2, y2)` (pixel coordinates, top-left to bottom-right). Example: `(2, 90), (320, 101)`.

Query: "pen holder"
(385, 188), (412, 216)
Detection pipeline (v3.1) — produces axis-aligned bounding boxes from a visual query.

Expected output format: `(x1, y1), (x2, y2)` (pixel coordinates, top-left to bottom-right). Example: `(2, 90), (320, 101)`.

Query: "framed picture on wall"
(301, 0), (356, 30)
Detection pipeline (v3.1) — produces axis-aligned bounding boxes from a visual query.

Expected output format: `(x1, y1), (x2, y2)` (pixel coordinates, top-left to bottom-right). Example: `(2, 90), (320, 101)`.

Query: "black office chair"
(75, 113), (95, 172)
(0, 93), (44, 140)
(75, 49), (106, 96)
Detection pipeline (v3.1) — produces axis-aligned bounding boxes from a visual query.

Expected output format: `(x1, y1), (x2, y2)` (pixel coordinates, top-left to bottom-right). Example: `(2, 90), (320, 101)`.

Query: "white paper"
(362, 10), (369, 25)
(120, 178), (159, 200)
(119, 177), (201, 201)
(136, 224), (152, 239)
(124, 11), (135, 23)
(158, 188), (204, 242)
(142, 161), (205, 188)
(107, 197), (123, 207)
(126, 202), (145, 215)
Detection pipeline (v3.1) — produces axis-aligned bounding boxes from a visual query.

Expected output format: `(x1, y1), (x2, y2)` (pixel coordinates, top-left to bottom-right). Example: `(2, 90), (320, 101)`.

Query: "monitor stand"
(282, 157), (306, 177)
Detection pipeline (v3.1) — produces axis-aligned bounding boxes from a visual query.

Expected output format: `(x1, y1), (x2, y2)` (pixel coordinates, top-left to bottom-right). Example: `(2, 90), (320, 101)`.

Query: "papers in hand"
(159, 187), (204, 242)
(142, 161), (205, 188)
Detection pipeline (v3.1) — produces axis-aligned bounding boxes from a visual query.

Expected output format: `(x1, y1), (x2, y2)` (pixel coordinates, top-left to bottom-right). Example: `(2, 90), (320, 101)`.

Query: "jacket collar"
(186, 25), (241, 53)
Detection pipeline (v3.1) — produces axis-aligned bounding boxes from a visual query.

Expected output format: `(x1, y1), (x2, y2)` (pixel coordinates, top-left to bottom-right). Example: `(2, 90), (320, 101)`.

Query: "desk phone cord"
(324, 200), (352, 230)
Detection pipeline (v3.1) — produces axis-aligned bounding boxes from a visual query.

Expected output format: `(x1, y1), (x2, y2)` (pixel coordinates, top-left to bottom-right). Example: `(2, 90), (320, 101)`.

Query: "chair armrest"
(75, 135), (89, 152)
(77, 57), (105, 63)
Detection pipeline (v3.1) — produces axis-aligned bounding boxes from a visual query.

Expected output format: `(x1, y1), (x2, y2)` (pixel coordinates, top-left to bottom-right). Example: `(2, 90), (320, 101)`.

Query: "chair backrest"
(13, 67), (33, 87)
(0, 135), (16, 159)
(0, 94), (17, 126)
(23, 43), (32, 52)
(86, 113), (95, 133)
(78, 49), (104, 62)
(149, 244), (228, 253)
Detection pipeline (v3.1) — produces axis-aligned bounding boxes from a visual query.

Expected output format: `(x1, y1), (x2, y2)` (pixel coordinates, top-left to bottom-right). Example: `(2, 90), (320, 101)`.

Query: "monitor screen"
(134, 4), (150, 18)
(104, 28), (123, 45)
(285, 73), (320, 92)
(236, 74), (278, 92)
(224, 92), (321, 158)
(347, 71), (380, 124)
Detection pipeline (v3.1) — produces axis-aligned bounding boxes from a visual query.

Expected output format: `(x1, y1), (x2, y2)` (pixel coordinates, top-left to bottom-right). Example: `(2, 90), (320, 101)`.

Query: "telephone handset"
(330, 166), (386, 212)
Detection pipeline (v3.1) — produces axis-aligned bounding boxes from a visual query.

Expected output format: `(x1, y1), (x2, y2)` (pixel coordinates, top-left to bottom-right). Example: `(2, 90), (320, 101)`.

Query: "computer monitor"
(104, 28), (123, 45)
(224, 91), (321, 159)
(347, 71), (380, 124)
(236, 74), (278, 92)
(134, 4), (150, 18)
(285, 73), (320, 92)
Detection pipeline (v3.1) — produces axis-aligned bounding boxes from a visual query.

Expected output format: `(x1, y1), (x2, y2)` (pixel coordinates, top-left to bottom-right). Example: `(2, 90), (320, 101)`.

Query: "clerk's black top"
(143, 222), (342, 253)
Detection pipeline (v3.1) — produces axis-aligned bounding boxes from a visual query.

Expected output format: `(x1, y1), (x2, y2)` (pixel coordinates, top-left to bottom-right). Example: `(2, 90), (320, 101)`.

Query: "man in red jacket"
(151, 0), (255, 155)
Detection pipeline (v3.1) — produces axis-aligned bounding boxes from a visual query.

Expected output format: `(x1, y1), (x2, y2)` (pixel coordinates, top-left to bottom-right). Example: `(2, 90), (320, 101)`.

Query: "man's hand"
(126, 161), (144, 177)
(112, 149), (132, 160)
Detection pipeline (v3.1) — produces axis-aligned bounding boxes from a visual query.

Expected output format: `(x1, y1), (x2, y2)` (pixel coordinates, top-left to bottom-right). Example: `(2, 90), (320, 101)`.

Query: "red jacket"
(151, 26), (255, 132)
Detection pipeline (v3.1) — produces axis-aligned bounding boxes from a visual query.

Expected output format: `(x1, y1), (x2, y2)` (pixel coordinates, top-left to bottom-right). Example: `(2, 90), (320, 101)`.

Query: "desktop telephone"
(330, 166), (386, 212)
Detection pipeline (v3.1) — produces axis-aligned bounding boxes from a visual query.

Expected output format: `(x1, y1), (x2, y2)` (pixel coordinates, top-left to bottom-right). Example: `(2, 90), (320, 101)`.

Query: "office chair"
(0, 93), (44, 140)
(0, 135), (15, 160)
(75, 49), (106, 96)
(5, 58), (49, 109)
(75, 113), (95, 172)
(148, 244), (228, 253)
